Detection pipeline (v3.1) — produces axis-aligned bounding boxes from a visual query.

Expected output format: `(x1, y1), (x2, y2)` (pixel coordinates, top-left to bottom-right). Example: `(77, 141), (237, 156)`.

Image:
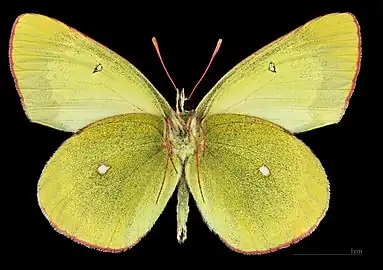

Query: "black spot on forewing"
(269, 62), (276, 73)
(93, 63), (103, 74)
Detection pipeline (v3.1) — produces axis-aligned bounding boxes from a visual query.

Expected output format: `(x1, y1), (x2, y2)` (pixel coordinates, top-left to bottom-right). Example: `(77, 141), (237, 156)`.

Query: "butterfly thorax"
(166, 111), (204, 162)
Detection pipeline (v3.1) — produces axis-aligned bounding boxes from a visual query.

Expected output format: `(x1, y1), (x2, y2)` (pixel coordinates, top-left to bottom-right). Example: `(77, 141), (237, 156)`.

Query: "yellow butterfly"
(9, 12), (361, 254)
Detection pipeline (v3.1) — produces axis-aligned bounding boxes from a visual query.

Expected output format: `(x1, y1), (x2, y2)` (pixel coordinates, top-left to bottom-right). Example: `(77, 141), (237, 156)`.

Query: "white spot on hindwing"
(269, 62), (276, 73)
(98, 164), (110, 175)
(259, 165), (270, 176)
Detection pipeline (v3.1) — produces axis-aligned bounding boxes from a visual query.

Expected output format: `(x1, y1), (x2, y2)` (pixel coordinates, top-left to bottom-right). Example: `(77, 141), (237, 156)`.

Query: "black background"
(4, 0), (377, 259)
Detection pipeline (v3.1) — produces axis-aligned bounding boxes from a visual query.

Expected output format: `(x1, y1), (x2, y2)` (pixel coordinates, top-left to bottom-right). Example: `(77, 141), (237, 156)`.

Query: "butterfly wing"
(38, 113), (179, 251)
(195, 13), (361, 133)
(9, 13), (171, 132)
(186, 114), (329, 253)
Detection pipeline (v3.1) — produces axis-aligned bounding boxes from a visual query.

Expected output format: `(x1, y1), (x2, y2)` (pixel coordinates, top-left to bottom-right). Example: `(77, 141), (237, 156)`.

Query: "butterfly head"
(152, 37), (220, 161)
(152, 37), (222, 114)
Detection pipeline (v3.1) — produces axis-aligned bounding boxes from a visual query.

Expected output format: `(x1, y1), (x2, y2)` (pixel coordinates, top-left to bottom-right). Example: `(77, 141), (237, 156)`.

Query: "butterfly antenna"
(187, 39), (222, 100)
(152, 37), (178, 92)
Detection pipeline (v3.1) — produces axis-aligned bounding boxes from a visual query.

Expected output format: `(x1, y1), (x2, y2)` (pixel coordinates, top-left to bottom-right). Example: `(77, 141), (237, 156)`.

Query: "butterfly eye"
(268, 62), (276, 73)
(93, 63), (103, 73)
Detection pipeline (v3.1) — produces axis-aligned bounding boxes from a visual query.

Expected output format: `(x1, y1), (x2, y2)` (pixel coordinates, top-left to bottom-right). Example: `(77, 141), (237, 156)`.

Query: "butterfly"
(9, 12), (361, 254)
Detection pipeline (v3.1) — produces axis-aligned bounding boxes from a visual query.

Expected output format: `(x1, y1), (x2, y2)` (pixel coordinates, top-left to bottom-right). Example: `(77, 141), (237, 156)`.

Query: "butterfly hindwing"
(38, 114), (179, 251)
(186, 114), (329, 253)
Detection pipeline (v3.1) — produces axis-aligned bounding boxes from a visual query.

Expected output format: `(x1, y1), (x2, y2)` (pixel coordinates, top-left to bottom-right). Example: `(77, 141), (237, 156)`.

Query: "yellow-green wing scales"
(38, 113), (179, 251)
(196, 13), (360, 133)
(10, 14), (171, 132)
(186, 114), (329, 253)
